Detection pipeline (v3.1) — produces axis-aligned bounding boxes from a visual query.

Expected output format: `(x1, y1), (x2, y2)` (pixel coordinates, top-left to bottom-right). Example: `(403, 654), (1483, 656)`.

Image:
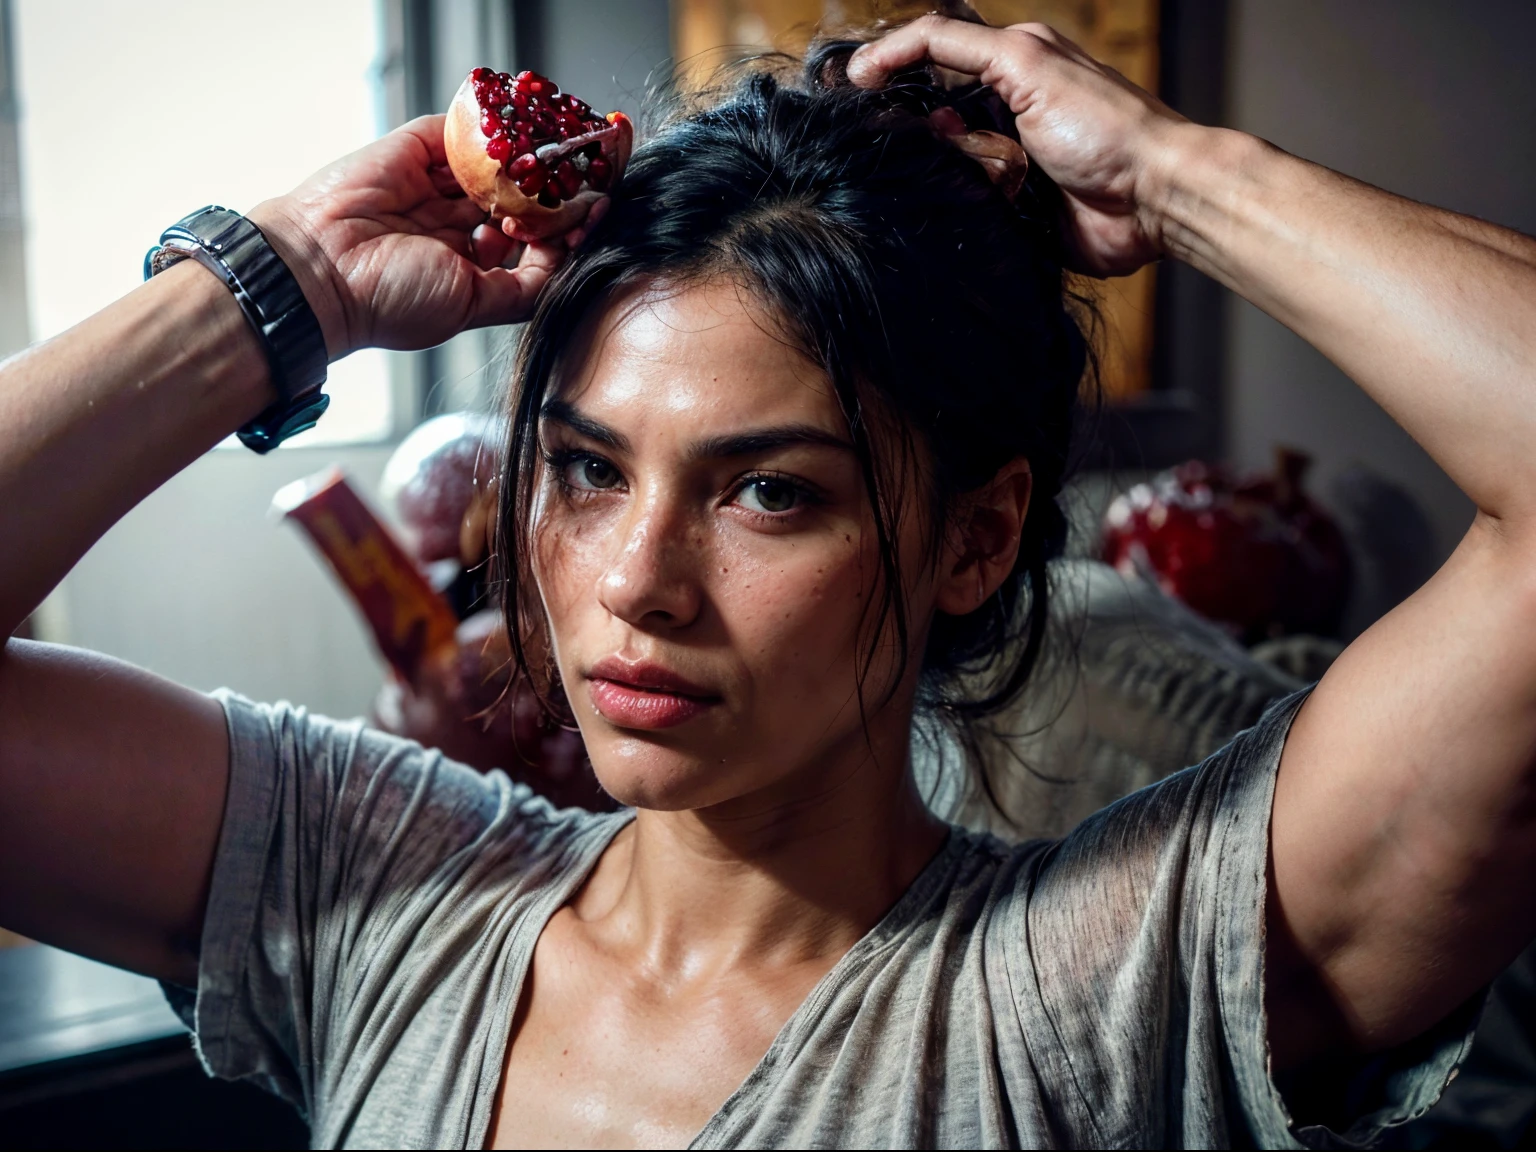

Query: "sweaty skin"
(488, 283), (961, 1146)
(2, 15), (1536, 1149)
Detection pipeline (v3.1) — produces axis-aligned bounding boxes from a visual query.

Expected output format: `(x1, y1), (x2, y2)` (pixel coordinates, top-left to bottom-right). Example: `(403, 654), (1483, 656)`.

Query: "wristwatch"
(144, 206), (330, 453)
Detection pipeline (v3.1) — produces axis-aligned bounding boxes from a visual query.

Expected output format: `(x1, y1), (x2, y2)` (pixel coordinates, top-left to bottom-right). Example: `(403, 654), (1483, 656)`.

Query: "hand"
(848, 16), (1189, 276)
(248, 115), (606, 359)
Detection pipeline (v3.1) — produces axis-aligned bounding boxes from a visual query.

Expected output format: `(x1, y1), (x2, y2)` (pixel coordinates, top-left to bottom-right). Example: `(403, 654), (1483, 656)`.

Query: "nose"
(596, 495), (703, 631)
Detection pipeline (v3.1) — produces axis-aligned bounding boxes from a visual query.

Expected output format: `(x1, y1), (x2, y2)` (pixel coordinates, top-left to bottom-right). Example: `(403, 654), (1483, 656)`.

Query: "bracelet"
(144, 206), (330, 453)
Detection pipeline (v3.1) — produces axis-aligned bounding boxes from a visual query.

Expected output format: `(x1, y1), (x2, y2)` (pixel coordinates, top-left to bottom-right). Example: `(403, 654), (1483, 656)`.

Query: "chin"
(585, 734), (757, 812)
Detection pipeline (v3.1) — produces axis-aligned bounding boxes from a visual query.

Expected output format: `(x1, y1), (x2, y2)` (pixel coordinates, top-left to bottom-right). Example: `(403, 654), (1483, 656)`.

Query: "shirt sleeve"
(1012, 689), (1481, 1149)
(161, 691), (580, 1116)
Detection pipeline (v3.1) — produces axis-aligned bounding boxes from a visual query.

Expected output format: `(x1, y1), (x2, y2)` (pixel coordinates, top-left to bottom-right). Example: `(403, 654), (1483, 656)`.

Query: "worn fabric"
(165, 688), (1475, 1149)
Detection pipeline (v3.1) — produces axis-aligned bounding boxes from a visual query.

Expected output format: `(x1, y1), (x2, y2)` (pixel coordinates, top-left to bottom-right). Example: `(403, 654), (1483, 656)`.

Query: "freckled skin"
(530, 284), (931, 815)
(487, 281), (1031, 1149)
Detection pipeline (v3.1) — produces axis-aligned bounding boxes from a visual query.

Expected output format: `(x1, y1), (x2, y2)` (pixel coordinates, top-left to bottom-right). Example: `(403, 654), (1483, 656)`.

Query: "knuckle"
(1009, 21), (1059, 46)
(905, 12), (946, 35)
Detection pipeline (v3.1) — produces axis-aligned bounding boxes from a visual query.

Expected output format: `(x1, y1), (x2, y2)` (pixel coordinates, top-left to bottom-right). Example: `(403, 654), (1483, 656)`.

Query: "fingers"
(465, 240), (567, 329)
(469, 223), (519, 270)
(1007, 21), (1100, 70)
(428, 163), (466, 200)
(397, 113), (451, 167)
(517, 238), (570, 280)
(563, 195), (610, 250)
(848, 14), (1017, 88)
(499, 189), (608, 245)
(465, 267), (541, 330)
(468, 195), (610, 328)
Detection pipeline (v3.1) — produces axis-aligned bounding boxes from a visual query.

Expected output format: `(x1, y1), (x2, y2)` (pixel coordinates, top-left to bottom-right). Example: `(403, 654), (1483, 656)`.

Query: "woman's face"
(531, 280), (940, 812)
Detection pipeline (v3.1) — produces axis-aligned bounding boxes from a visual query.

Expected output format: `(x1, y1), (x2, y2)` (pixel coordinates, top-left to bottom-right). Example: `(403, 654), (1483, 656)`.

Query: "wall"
(524, 0), (672, 121)
(50, 447), (395, 720)
(1223, 0), (1536, 567)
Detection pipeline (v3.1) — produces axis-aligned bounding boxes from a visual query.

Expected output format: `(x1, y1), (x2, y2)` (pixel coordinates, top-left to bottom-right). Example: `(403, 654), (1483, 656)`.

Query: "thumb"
(465, 241), (566, 329)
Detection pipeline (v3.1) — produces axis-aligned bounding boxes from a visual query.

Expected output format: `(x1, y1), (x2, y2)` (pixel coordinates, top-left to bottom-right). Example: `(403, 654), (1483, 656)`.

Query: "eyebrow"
(688, 425), (853, 461)
(540, 400), (852, 461)
(540, 399), (631, 453)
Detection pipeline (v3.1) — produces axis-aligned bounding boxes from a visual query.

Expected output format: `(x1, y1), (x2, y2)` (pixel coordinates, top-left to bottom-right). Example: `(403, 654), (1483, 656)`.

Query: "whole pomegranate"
(379, 413), (496, 567)
(444, 67), (633, 238)
(1101, 449), (1352, 641)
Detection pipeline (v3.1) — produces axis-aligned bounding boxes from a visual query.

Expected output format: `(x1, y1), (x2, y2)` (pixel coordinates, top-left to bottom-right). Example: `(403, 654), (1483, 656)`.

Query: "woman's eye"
(565, 455), (621, 491)
(736, 477), (800, 514)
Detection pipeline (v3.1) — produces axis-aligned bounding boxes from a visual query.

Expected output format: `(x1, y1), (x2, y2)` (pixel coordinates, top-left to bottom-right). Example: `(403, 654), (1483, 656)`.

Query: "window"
(12, 0), (396, 445)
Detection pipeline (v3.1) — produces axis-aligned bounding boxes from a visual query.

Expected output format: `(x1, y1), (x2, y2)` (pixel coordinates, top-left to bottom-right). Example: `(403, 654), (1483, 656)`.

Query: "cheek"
(531, 503), (610, 639)
(717, 532), (873, 680)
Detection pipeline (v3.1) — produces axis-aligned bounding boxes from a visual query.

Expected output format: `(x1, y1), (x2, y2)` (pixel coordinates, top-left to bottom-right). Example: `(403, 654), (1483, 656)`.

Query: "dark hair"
(498, 42), (1092, 742)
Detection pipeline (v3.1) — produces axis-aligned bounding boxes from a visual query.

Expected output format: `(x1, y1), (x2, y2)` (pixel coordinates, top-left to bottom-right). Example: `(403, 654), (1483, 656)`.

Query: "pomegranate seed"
(513, 132), (534, 156)
(568, 98), (591, 117)
(554, 159), (582, 198)
(480, 108), (502, 137)
(512, 119), (534, 136)
(555, 111), (584, 137)
(587, 155), (612, 190)
(486, 133), (512, 162)
(533, 110), (557, 135)
(471, 66), (493, 83)
(517, 169), (547, 196)
(508, 153), (541, 178)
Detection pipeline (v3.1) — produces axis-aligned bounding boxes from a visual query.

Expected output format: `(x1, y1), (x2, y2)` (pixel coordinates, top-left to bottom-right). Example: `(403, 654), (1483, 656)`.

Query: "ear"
(934, 459), (1033, 617)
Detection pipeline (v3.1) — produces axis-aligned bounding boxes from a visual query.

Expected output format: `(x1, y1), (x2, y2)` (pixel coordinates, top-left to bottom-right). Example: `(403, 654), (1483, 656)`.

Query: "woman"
(2, 15), (1534, 1149)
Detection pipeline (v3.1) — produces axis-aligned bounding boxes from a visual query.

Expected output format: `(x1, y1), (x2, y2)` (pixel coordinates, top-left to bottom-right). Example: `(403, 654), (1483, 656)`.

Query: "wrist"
(246, 197), (352, 360)
(1138, 123), (1270, 272)
(152, 259), (279, 420)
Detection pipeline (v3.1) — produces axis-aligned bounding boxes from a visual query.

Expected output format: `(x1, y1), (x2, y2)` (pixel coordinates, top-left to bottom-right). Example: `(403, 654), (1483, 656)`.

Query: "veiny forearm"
(0, 260), (274, 636)
(1153, 125), (1536, 527)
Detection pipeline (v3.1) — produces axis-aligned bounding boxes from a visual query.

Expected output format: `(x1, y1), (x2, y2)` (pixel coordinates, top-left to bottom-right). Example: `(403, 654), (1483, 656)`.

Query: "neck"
(574, 709), (948, 980)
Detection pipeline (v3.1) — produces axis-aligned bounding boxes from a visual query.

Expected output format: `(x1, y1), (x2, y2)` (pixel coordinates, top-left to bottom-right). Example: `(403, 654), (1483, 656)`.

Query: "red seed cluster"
(471, 67), (614, 207)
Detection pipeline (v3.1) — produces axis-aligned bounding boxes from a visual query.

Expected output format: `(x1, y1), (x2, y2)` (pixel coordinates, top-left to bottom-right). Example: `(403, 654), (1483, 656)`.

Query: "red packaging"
(273, 467), (460, 683)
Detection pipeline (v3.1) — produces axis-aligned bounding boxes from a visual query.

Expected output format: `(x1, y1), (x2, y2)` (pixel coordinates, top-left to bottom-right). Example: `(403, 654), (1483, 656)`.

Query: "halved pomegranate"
(444, 67), (633, 239)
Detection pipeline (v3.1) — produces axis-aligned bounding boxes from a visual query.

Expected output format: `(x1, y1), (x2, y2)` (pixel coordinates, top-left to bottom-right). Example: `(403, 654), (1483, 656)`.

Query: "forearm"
(1152, 125), (1536, 526)
(0, 260), (274, 635)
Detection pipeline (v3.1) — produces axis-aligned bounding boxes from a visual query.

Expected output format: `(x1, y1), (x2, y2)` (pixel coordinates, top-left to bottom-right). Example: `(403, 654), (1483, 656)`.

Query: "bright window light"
(13, 0), (393, 446)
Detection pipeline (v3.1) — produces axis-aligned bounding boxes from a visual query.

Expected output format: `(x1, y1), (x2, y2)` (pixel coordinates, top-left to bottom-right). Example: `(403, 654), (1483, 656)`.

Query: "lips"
(584, 657), (721, 730)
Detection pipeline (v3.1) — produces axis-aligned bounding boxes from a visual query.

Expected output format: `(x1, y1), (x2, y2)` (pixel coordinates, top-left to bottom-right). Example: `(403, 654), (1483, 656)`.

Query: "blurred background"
(2, 0), (1535, 1146)
(6, 0), (1535, 722)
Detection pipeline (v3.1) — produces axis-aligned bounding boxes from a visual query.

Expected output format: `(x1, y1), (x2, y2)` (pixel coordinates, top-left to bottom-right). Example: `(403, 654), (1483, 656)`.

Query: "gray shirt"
(165, 689), (1475, 1149)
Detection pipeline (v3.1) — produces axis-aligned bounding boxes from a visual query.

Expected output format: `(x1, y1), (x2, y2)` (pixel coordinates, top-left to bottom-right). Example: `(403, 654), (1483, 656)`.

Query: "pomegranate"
(380, 413), (496, 567)
(1101, 449), (1352, 642)
(444, 67), (633, 239)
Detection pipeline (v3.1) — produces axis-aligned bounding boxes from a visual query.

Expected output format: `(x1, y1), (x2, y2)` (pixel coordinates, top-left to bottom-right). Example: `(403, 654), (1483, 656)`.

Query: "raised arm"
(0, 116), (579, 982)
(851, 18), (1536, 1067)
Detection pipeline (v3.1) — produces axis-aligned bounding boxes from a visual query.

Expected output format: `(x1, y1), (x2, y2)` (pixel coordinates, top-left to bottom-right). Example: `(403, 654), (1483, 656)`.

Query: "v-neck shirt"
(161, 690), (1476, 1148)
